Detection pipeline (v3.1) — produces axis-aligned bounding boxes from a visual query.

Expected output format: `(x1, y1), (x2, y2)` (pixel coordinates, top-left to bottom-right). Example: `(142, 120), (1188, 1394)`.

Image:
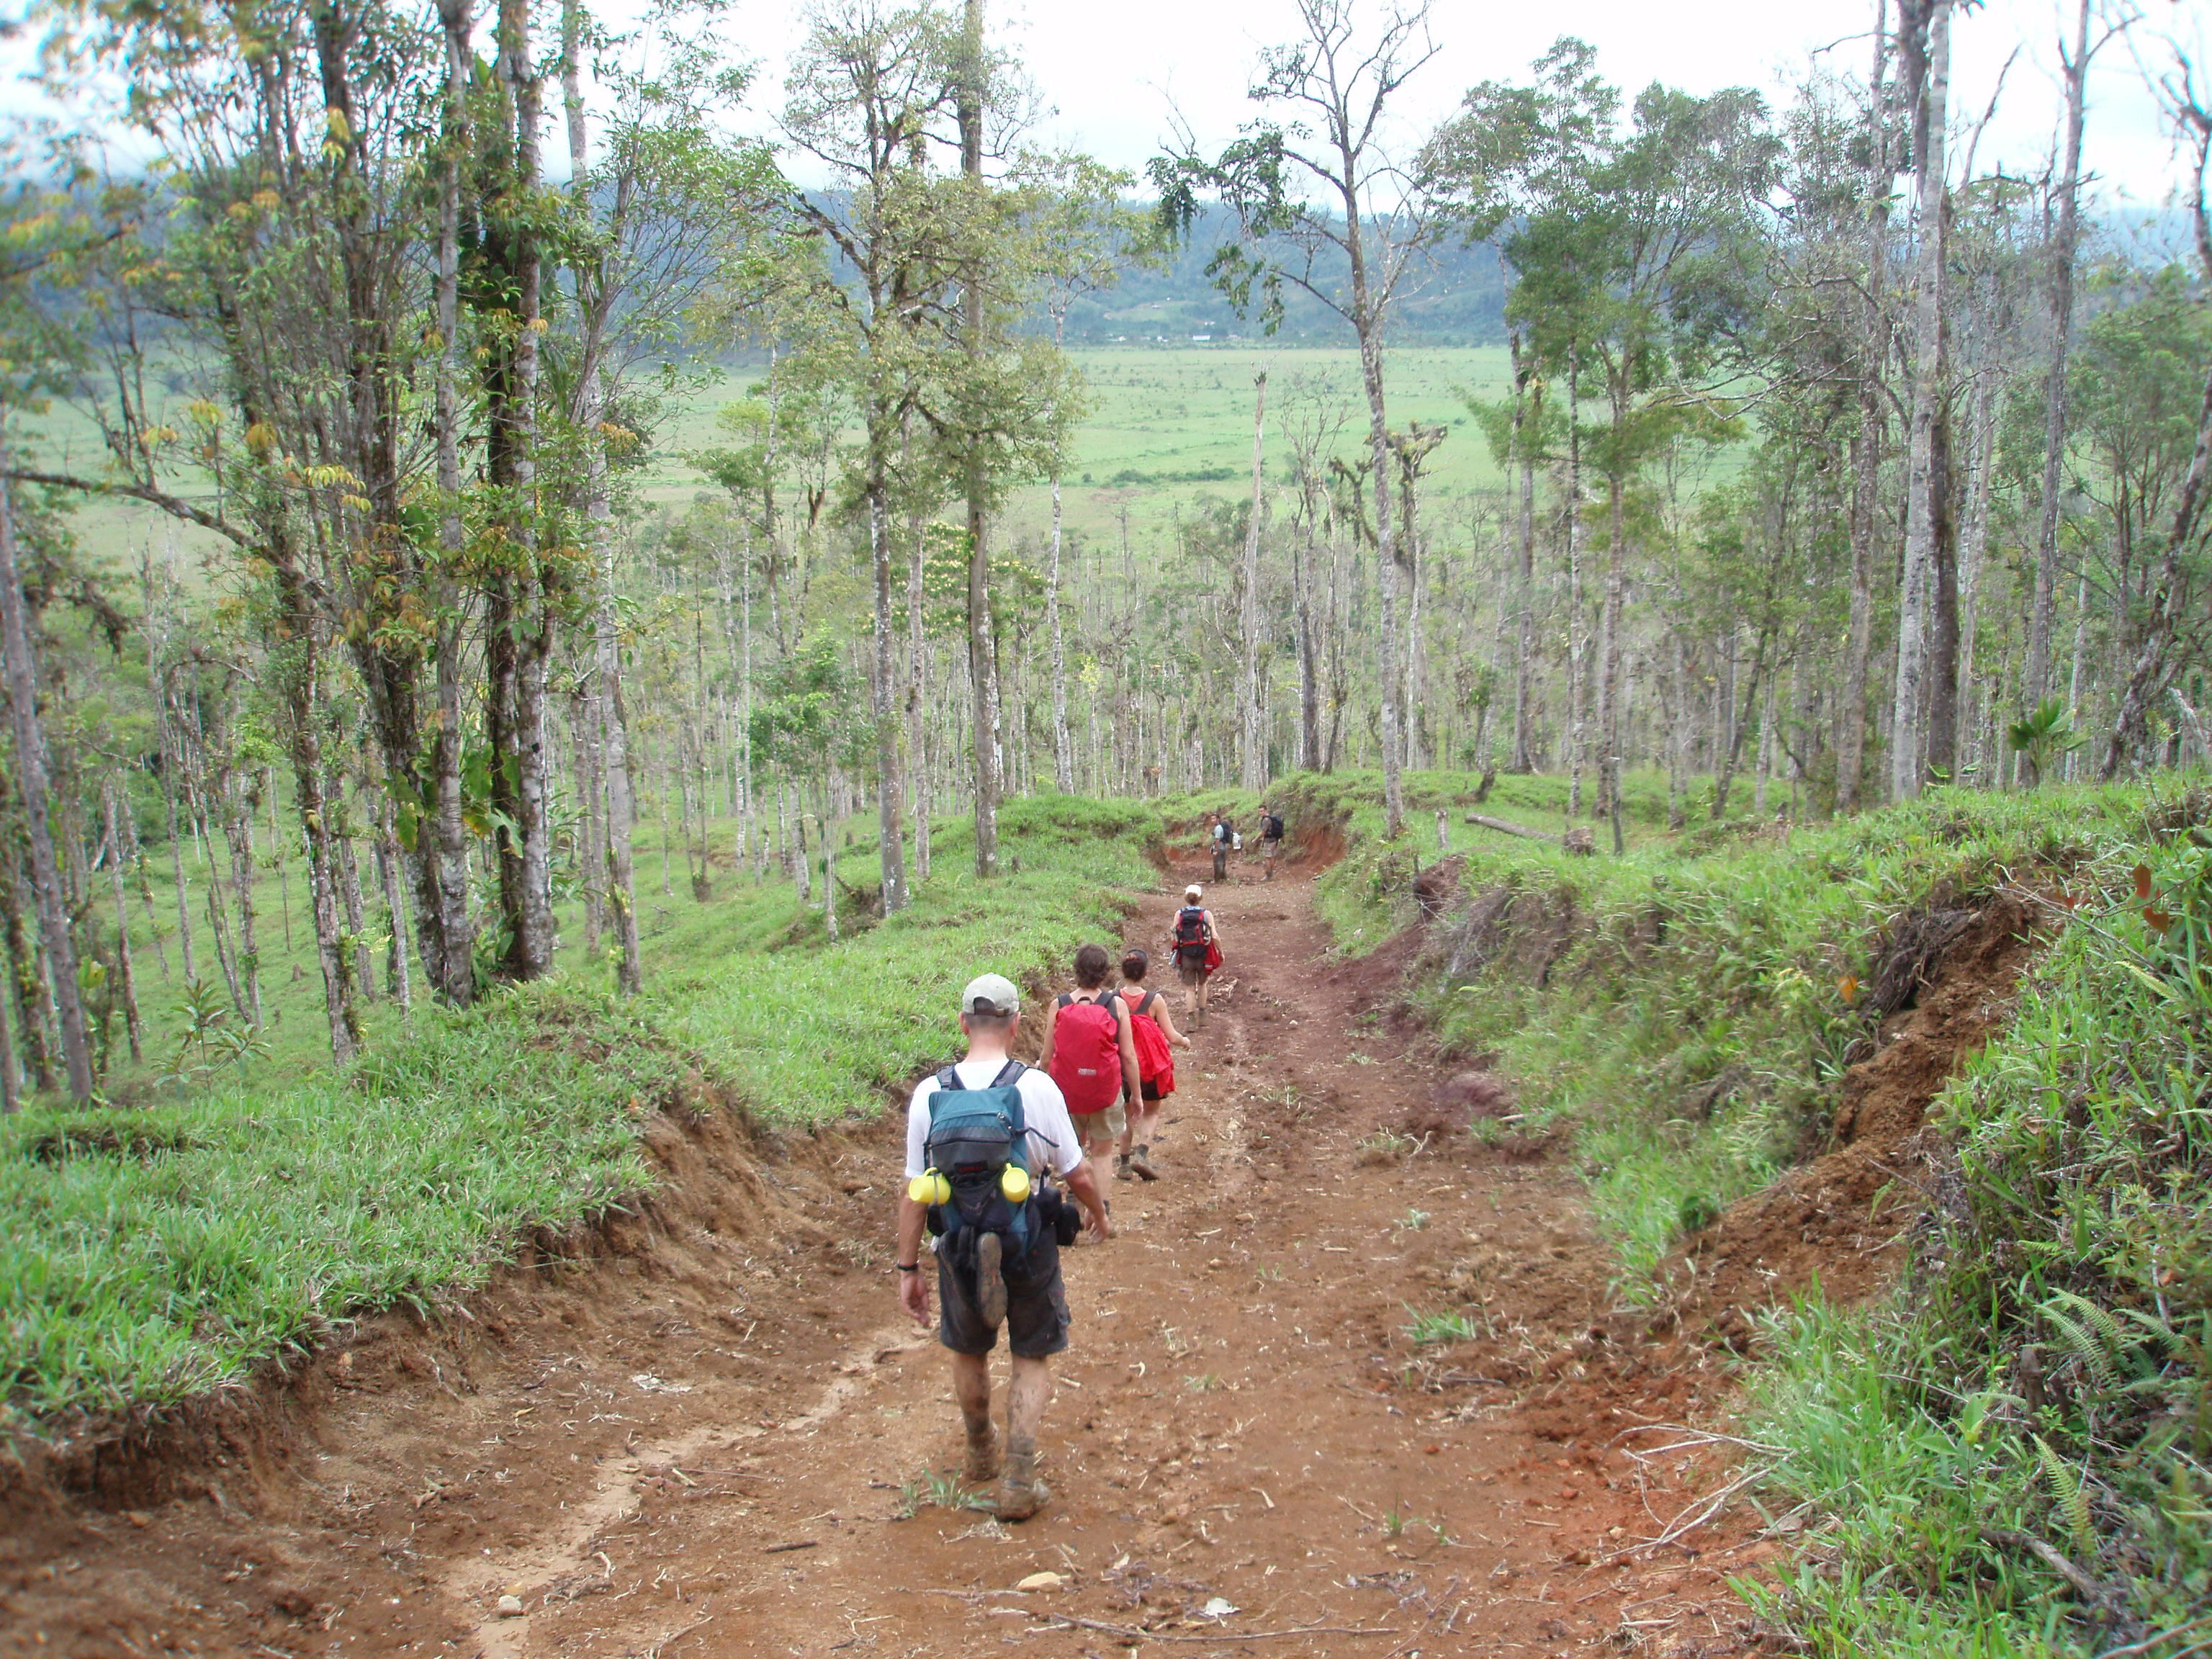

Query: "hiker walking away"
(1168, 884), (1222, 1022)
(1258, 803), (1285, 881)
(898, 974), (1112, 1521)
(1113, 948), (1190, 1182)
(1038, 943), (1143, 1201)
(1210, 811), (1234, 880)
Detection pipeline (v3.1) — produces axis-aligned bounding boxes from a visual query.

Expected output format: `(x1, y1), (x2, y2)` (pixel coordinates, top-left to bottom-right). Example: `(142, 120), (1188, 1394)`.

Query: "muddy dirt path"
(8, 860), (1776, 1659)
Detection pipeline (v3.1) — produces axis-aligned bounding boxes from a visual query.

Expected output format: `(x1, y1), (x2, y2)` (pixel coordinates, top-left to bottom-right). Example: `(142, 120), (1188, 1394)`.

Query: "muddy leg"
(952, 1352), (997, 1482)
(997, 1357), (1054, 1521)
(1127, 1104), (1160, 1179)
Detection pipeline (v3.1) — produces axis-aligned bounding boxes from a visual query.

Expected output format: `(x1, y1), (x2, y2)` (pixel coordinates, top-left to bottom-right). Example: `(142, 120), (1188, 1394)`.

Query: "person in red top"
(1037, 943), (1141, 1202)
(1112, 948), (1191, 1182)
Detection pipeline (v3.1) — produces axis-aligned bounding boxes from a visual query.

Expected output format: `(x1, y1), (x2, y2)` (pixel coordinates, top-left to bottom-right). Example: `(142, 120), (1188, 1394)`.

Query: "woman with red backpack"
(1037, 944), (1142, 1207)
(1112, 949), (1191, 1182)
(1168, 884), (1223, 1023)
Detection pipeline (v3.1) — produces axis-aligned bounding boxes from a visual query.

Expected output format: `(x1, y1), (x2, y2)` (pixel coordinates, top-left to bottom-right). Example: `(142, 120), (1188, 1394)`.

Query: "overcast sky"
(748, 0), (2200, 212)
(5, 0), (2203, 215)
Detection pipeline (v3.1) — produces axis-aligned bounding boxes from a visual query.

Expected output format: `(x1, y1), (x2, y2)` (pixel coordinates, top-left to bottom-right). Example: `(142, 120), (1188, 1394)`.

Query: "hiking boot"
(1128, 1144), (1159, 1182)
(1114, 1152), (1132, 1182)
(974, 1231), (1007, 1331)
(994, 1442), (1051, 1522)
(963, 1415), (1001, 1485)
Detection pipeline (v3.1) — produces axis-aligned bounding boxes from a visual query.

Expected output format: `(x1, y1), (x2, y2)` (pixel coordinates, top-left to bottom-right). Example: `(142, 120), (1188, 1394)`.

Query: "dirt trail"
(6, 860), (1776, 1659)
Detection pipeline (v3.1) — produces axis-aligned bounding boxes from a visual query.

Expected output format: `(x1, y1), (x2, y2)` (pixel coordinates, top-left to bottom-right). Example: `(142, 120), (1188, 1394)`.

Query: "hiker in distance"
(1169, 884), (1222, 1023)
(1037, 944), (1143, 1203)
(1113, 948), (1190, 1182)
(1258, 803), (1286, 881)
(898, 974), (1112, 1521)
(1210, 811), (1235, 881)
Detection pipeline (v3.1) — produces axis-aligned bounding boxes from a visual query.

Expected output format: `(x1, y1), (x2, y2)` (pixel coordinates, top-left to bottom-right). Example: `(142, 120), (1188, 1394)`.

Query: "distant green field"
(650, 343), (1518, 547)
(32, 343), (1517, 573)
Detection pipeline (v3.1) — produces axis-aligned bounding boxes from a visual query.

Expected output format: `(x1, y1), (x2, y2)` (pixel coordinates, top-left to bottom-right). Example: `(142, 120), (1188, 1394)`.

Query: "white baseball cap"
(1184, 884), (1202, 901)
(961, 973), (1021, 1016)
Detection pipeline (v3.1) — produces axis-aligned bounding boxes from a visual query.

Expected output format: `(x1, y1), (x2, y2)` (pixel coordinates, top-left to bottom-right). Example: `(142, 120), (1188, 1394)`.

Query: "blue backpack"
(925, 1061), (1038, 1258)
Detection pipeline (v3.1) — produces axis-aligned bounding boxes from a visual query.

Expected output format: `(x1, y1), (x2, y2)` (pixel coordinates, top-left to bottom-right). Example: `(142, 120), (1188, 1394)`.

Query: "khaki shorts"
(1070, 1102), (1126, 1145)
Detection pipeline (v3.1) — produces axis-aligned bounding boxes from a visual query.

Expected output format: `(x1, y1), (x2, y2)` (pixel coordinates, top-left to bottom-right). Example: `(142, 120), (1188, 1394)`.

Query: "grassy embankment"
(1, 796), (1159, 1428)
(1290, 768), (2212, 1655)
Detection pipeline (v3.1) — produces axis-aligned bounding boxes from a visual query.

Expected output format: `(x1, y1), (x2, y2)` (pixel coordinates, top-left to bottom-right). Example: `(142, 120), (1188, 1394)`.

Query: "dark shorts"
(1127, 1078), (1164, 1103)
(1176, 952), (1208, 986)
(938, 1230), (1070, 1359)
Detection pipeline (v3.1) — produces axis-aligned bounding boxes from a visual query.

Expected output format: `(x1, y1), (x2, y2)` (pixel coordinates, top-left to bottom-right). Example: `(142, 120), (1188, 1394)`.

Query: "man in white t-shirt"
(896, 973), (1111, 1521)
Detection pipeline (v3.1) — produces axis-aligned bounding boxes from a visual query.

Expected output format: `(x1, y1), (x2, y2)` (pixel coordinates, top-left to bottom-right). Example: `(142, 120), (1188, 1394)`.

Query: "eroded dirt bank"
(5, 855), (2032, 1659)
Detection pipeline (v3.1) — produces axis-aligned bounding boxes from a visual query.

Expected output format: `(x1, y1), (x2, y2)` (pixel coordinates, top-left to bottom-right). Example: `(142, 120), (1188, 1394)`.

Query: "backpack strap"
(991, 1059), (1027, 1088)
(936, 1064), (959, 1089)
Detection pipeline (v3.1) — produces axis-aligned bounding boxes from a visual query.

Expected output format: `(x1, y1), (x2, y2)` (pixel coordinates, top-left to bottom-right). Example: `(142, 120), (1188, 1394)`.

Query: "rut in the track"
(7, 861), (1775, 1659)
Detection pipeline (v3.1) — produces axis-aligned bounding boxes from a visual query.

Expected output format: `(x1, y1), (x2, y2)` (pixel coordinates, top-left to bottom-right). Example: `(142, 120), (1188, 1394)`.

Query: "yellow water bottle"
(999, 1164), (1033, 1202)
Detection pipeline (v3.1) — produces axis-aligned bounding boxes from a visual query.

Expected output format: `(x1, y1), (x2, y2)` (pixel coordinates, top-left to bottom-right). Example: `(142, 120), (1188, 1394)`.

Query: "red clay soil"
(1666, 891), (2044, 1347)
(7, 860), (1832, 1659)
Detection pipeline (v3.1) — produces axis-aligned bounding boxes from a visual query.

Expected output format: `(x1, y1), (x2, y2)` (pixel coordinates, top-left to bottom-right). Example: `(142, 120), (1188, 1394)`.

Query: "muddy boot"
(975, 1231), (1007, 1331)
(962, 1411), (1000, 1485)
(1114, 1151), (1132, 1182)
(994, 1439), (1051, 1522)
(1128, 1143), (1158, 1182)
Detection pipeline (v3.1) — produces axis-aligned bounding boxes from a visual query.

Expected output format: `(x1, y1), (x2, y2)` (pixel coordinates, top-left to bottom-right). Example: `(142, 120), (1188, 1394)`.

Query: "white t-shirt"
(904, 1058), (1084, 1181)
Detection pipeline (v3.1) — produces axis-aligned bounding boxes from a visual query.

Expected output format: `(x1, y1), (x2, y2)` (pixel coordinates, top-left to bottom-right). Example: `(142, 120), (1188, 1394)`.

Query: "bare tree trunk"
(958, 0), (1002, 876)
(1889, 0), (1951, 802)
(1926, 303), (1960, 783)
(1598, 436), (1628, 833)
(1958, 377), (1996, 781)
(906, 506), (931, 881)
(226, 773), (263, 1027)
(0, 492), (93, 1100)
(2026, 0), (2093, 711)
(100, 781), (142, 1066)
(423, 0), (477, 1007)
(1239, 370), (1268, 790)
(1668, 631), (1690, 831)
(144, 588), (199, 986)
(504, 0), (557, 981)
(1509, 336), (1539, 774)
(1565, 347), (1588, 817)
(867, 458), (908, 912)
(1838, 12), (1891, 814)
(1296, 528), (1323, 778)
(374, 793), (413, 1016)
(272, 554), (359, 1064)
(595, 564), (643, 994)
(1047, 305), (1076, 794)
(334, 793), (372, 1009)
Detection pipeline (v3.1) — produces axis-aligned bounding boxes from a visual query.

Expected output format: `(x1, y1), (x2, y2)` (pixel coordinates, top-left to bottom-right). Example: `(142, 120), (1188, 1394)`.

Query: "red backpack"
(1050, 992), (1124, 1115)
(1173, 906), (1210, 966)
(1119, 986), (1175, 1098)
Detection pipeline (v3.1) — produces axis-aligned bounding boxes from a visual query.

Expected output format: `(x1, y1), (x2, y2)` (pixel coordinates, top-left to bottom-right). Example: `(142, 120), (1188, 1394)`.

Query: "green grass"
(1736, 811), (2212, 1654)
(1, 793), (1162, 1429)
(1290, 766), (2212, 1653)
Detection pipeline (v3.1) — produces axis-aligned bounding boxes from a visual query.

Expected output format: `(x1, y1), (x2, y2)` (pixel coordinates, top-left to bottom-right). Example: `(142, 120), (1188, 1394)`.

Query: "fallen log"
(1464, 812), (1563, 845)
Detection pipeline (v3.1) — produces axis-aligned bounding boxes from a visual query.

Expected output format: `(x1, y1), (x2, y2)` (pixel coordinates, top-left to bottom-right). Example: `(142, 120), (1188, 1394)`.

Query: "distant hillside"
(1056, 204), (1509, 348)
